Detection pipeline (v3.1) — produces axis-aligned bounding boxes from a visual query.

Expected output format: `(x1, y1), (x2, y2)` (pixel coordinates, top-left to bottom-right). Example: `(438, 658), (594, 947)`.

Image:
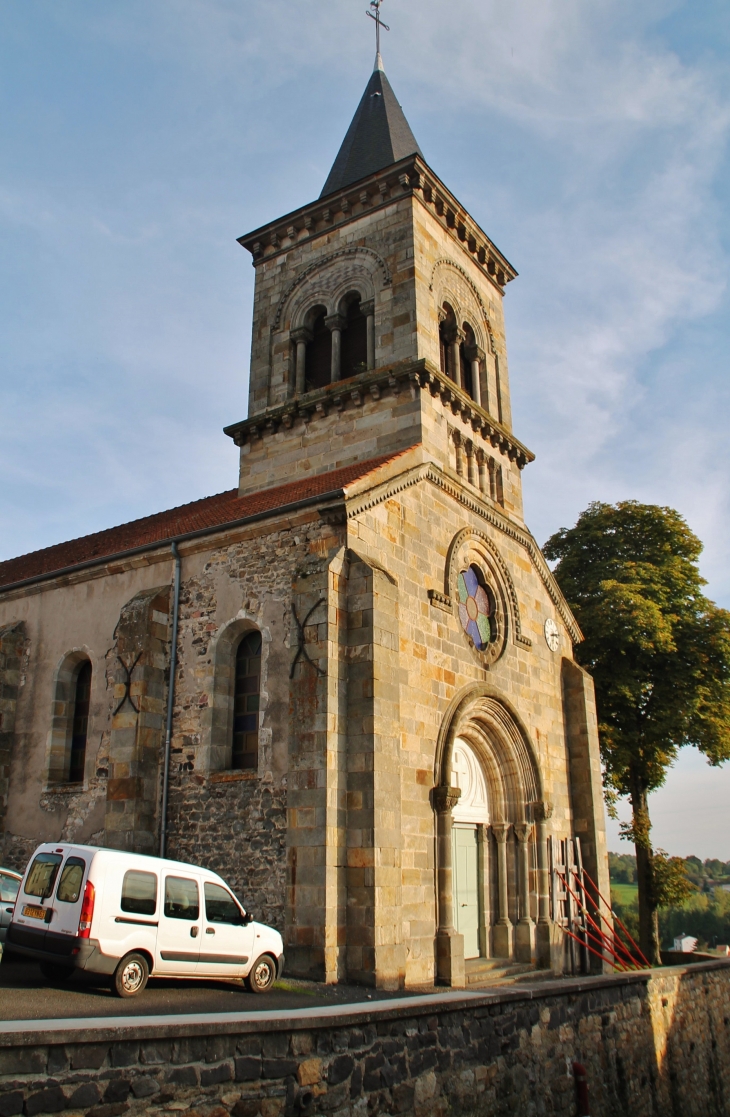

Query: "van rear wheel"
(245, 954), (276, 993)
(112, 952), (149, 998)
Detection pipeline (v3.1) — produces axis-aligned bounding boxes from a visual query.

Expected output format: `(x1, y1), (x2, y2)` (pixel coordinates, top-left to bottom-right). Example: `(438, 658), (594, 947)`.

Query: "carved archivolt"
(435, 683), (543, 823)
(444, 527), (528, 666)
(273, 247), (391, 331)
(430, 258), (496, 353)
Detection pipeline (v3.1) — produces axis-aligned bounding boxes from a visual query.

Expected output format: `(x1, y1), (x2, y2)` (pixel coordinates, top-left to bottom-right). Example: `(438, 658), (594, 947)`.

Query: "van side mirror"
(242, 911), (253, 925)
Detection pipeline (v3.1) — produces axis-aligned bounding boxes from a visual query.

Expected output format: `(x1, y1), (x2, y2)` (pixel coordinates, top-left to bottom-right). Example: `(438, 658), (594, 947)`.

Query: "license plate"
(22, 905), (47, 921)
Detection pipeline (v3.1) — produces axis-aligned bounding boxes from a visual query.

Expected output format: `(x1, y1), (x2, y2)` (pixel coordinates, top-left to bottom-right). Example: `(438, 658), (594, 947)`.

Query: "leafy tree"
(545, 501), (730, 963)
(608, 851), (637, 883)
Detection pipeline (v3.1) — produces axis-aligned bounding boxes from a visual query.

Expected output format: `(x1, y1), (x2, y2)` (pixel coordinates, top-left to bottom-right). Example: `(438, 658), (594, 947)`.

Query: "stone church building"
(0, 55), (609, 988)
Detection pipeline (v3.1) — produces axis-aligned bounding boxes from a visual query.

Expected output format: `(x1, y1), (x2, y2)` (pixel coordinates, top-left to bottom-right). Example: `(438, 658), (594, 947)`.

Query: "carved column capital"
(290, 327), (312, 345)
(514, 822), (534, 844)
(433, 785), (462, 813)
(451, 427), (462, 446)
(360, 299), (375, 317)
(324, 314), (347, 332)
(491, 821), (511, 843)
(532, 800), (554, 822)
(453, 327), (467, 347)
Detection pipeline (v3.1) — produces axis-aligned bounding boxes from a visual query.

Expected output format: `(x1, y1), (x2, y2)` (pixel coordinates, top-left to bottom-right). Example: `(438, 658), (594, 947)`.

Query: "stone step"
(464, 957), (534, 986)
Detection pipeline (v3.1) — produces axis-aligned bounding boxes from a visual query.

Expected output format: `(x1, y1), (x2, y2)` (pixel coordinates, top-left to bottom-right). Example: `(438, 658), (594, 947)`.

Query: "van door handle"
(190, 926), (199, 938)
(206, 928), (215, 935)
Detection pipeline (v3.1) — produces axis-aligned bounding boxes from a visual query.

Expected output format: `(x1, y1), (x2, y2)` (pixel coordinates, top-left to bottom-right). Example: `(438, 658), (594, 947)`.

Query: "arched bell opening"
(432, 686), (553, 986)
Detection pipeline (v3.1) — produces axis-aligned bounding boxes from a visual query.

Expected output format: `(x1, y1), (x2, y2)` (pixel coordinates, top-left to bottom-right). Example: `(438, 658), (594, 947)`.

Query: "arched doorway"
(433, 686), (553, 985)
(451, 738), (488, 960)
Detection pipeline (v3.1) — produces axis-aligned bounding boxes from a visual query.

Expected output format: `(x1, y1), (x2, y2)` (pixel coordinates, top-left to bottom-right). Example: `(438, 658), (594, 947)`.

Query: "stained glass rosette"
(457, 566), (494, 651)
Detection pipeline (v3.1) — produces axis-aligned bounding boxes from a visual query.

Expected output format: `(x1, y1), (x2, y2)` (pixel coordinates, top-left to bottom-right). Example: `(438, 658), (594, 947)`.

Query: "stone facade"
(0, 65), (611, 990)
(0, 961), (728, 1117)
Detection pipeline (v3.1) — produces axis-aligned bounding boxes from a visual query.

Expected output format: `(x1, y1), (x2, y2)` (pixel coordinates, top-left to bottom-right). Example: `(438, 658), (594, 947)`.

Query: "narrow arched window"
(305, 308), (332, 391)
(439, 304), (457, 379)
(232, 631), (262, 770)
(460, 324), (477, 401)
(340, 297), (367, 379)
(69, 660), (91, 783)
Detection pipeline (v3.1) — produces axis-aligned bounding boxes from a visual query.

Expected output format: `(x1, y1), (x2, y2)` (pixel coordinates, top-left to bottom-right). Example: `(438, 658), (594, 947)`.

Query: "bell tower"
(225, 53), (533, 526)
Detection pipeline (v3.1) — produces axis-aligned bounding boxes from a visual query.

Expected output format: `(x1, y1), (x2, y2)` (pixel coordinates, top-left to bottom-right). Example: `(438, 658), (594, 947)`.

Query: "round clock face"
(544, 618), (560, 652)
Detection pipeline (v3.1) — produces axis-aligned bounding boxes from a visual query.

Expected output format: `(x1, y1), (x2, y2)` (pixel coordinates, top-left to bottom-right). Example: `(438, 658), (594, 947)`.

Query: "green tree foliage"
(608, 852), (637, 884)
(545, 501), (730, 963)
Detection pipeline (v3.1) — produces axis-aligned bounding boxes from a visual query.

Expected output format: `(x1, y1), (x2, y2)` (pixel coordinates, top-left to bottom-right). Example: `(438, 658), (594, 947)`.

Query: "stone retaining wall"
(1, 961), (729, 1117)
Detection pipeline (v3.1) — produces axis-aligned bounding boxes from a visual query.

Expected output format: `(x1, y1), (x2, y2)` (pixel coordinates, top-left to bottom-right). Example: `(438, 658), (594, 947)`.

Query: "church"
(0, 45), (609, 989)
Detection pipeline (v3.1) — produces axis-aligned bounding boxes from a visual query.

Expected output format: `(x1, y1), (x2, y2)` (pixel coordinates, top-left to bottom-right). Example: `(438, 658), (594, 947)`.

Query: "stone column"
(361, 299), (375, 370)
(477, 823), (490, 958)
(465, 345), (485, 407)
(476, 450), (487, 496)
(514, 822), (536, 963)
(451, 329), (466, 391)
(325, 314), (347, 383)
(488, 457), (497, 501)
(492, 822), (514, 958)
(466, 441), (476, 487)
(291, 327), (311, 396)
(453, 431), (464, 478)
(434, 784), (465, 987)
(533, 800), (558, 969)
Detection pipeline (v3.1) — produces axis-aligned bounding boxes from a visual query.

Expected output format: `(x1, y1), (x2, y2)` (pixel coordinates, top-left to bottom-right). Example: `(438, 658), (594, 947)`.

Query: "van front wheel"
(245, 954), (276, 993)
(113, 952), (149, 998)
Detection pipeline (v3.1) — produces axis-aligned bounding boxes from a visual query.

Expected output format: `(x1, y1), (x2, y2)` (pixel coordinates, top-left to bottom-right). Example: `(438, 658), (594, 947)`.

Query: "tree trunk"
(629, 768), (662, 966)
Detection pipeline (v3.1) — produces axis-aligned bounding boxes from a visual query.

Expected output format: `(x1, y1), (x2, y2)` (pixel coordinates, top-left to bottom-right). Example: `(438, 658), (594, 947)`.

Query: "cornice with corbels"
(237, 156), (517, 294)
(223, 358), (534, 470)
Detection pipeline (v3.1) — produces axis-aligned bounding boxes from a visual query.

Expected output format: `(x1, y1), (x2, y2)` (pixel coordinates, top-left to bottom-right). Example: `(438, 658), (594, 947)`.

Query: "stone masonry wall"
(164, 510), (344, 936)
(0, 963), (728, 1117)
(0, 621), (26, 846)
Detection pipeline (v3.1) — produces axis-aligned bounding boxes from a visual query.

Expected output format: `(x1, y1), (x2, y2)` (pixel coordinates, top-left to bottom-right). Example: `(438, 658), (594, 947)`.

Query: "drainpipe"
(159, 541), (181, 859)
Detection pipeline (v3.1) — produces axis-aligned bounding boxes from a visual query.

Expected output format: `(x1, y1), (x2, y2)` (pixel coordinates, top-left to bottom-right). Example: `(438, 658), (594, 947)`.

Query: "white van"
(6, 843), (284, 997)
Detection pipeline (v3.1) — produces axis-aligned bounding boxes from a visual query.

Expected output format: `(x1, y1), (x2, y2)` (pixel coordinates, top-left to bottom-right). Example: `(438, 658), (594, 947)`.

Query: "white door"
(197, 881), (255, 977)
(453, 826), (480, 959)
(155, 874), (201, 975)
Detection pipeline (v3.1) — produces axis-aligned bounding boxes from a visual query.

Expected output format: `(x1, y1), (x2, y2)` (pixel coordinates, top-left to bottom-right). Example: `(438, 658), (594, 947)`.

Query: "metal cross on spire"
(366, 0), (390, 61)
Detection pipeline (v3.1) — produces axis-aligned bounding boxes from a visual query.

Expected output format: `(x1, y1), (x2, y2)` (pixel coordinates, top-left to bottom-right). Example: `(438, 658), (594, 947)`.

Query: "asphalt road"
(0, 957), (432, 1021)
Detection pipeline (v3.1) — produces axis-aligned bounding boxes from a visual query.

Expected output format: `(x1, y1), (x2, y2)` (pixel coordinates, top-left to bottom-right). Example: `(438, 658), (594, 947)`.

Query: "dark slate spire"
(320, 55), (423, 198)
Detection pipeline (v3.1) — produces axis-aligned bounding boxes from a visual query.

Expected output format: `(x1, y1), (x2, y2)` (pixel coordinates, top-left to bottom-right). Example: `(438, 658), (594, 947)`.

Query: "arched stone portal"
(433, 685), (554, 986)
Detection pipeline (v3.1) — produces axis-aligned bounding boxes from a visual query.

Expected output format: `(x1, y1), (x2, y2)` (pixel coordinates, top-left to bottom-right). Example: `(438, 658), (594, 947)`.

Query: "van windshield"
(25, 853), (63, 899)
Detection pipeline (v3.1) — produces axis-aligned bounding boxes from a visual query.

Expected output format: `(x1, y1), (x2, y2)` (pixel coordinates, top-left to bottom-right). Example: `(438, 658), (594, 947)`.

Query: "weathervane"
(366, 0), (390, 57)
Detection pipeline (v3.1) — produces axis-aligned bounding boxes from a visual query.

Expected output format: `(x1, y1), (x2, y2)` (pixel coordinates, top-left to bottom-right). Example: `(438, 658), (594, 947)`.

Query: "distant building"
(673, 935), (698, 953)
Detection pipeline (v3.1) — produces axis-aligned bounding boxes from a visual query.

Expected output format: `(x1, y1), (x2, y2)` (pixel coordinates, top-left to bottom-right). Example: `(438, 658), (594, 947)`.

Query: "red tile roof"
(0, 449), (414, 591)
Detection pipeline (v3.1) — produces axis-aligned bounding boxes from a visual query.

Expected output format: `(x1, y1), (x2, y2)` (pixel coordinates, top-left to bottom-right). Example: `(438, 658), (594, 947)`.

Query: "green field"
(611, 882), (639, 907)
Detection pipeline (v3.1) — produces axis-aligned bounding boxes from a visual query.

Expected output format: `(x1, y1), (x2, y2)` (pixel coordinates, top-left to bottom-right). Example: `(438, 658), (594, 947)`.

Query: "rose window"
(457, 564), (496, 652)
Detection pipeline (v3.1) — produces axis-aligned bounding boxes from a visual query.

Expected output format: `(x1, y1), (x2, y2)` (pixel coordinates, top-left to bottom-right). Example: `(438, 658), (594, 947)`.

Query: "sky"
(1, 0), (729, 859)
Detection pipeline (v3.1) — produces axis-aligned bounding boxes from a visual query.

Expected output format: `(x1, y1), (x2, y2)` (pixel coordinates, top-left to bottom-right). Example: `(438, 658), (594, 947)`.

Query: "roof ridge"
(0, 448), (421, 591)
(0, 488), (239, 565)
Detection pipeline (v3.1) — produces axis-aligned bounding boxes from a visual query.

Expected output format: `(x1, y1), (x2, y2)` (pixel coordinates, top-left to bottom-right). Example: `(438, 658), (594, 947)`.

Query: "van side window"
(204, 882), (242, 925)
(56, 857), (86, 904)
(164, 876), (199, 921)
(24, 853), (63, 899)
(121, 870), (158, 916)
